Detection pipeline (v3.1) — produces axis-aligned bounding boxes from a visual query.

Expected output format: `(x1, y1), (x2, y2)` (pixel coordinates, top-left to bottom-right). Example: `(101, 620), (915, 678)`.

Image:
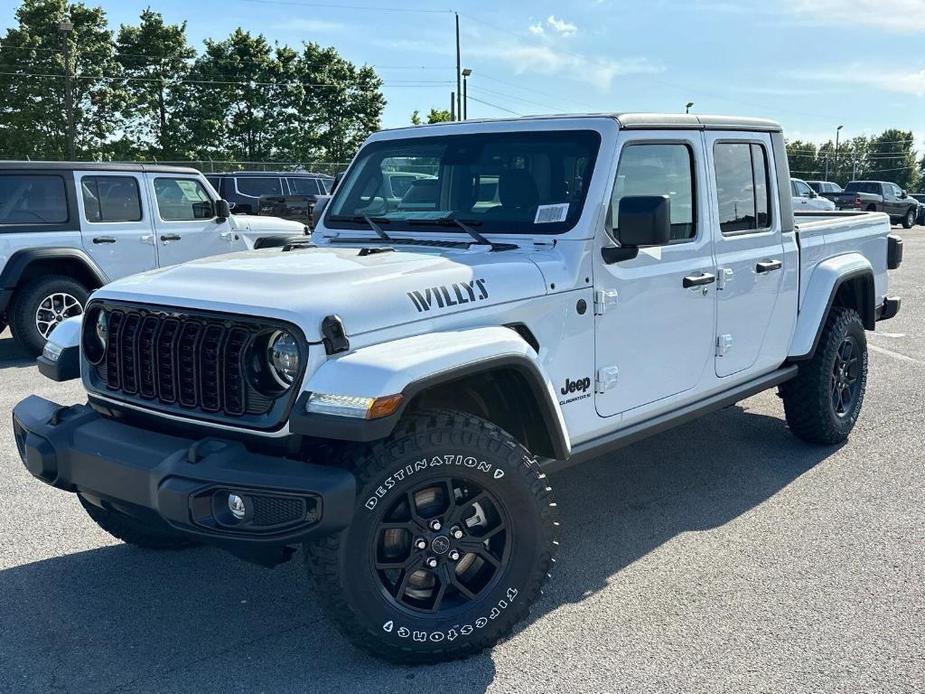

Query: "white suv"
(0, 162), (308, 354)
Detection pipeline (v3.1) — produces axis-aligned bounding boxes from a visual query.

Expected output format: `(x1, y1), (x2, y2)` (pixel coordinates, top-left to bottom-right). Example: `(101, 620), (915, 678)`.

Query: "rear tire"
(780, 307), (868, 444)
(9, 275), (89, 355)
(305, 409), (558, 663)
(902, 208), (915, 229)
(79, 495), (198, 550)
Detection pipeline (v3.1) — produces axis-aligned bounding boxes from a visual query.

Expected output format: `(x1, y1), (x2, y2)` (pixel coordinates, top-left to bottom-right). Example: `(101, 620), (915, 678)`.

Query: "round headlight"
(267, 330), (300, 387)
(95, 309), (108, 350)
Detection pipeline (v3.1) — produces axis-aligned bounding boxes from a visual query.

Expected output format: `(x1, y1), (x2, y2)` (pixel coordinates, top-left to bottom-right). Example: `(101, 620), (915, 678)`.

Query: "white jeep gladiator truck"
(0, 162), (309, 355)
(13, 114), (902, 663)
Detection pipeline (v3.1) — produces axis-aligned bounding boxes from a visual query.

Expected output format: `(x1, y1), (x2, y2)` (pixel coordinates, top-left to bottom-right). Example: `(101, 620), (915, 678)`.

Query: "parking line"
(868, 344), (924, 365)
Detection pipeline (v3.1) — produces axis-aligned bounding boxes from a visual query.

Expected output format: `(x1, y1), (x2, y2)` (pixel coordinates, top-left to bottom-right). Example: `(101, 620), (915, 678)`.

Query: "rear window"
(235, 177), (282, 197)
(845, 182), (879, 194)
(0, 174), (68, 224)
(81, 176), (142, 223)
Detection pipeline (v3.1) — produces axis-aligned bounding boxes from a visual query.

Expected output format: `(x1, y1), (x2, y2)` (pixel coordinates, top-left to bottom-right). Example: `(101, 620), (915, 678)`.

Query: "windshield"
(326, 130), (601, 234)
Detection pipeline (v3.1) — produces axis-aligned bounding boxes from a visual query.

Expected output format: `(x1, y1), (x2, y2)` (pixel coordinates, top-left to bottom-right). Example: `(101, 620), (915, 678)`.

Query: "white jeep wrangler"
(0, 162), (309, 355)
(14, 114), (902, 663)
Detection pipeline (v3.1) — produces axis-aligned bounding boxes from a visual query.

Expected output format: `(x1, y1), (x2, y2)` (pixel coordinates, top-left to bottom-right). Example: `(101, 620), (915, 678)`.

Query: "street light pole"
(58, 19), (75, 159)
(685, 102), (694, 114)
(455, 13), (462, 121)
(834, 124), (844, 181)
(462, 68), (472, 120)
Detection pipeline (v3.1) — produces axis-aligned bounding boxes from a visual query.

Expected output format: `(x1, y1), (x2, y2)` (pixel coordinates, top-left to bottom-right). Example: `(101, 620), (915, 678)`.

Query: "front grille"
(85, 302), (303, 429)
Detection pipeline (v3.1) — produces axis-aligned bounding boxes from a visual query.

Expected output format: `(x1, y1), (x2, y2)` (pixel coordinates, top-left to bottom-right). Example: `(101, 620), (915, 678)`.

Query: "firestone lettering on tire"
(382, 588), (519, 641)
(365, 454), (505, 510)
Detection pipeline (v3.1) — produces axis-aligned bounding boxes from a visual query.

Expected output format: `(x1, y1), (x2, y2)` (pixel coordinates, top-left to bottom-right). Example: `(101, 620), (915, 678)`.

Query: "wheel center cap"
(431, 535), (451, 555)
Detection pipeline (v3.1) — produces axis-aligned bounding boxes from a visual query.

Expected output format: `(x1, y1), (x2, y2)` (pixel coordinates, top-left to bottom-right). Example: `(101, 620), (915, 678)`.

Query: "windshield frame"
(323, 128), (603, 236)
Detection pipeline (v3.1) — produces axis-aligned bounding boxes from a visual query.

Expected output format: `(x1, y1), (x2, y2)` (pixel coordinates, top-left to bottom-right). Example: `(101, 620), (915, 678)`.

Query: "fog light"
(228, 493), (247, 520)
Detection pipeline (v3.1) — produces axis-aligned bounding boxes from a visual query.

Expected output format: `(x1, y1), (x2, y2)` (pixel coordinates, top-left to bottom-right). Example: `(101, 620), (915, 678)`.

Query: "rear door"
(75, 171), (157, 280)
(148, 174), (241, 267)
(593, 131), (717, 418)
(707, 134), (786, 378)
(791, 179), (812, 210)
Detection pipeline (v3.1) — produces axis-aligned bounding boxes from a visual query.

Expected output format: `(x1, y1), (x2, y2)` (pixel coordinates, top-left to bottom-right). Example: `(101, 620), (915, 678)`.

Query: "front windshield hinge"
(532, 238), (556, 249)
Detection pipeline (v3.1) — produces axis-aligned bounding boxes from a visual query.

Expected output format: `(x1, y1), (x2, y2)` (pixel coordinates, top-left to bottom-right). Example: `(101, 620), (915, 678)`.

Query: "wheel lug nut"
(429, 519), (442, 531)
(414, 538), (427, 550)
(448, 550), (460, 561)
(451, 526), (463, 539)
(425, 557), (438, 568)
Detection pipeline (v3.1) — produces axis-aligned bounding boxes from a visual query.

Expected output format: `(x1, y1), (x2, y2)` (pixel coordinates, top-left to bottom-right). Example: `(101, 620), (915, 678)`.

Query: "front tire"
(780, 307), (868, 444)
(306, 409), (558, 663)
(902, 208), (915, 229)
(10, 275), (88, 355)
(79, 495), (198, 550)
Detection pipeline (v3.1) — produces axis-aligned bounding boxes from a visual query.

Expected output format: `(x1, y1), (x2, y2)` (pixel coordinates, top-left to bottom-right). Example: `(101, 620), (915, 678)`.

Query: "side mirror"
(215, 199), (231, 220)
(901, 190), (908, 198)
(602, 196), (671, 263)
(311, 195), (331, 228)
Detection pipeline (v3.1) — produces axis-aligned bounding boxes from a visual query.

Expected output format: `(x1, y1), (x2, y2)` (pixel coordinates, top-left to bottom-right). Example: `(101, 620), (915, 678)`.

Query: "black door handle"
(160, 234), (182, 242)
(683, 272), (716, 288)
(756, 259), (783, 273)
(92, 236), (116, 244)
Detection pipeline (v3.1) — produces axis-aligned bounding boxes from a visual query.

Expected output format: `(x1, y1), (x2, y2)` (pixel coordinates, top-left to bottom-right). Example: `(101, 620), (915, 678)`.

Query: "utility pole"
(834, 124), (844, 180)
(58, 19), (75, 159)
(824, 153), (829, 181)
(450, 92), (455, 121)
(462, 68), (472, 120)
(455, 12), (461, 121)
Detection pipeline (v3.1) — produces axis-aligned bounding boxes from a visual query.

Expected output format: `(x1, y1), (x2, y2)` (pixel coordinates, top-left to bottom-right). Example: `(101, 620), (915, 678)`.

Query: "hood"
(231, 215), (307, 234)
(95, 245), (548, 341)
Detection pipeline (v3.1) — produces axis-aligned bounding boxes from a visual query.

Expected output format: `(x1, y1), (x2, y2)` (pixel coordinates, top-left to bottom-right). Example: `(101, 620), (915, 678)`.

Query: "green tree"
(867, 129), (919, 191)
(115, 9), (194, 159)
(411, 107), (452, 125)
(0, 0), (123, 159)
(786, 140), (819, 180)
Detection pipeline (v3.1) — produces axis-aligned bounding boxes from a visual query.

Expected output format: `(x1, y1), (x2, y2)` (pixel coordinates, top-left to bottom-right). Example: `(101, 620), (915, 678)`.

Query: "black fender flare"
(0, 247), (108, 291)
(290, 354), (571, 461)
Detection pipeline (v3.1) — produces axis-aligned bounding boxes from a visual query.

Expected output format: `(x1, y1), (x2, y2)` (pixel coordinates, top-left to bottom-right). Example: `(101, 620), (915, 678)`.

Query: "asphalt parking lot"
(0, 228), (922, 694)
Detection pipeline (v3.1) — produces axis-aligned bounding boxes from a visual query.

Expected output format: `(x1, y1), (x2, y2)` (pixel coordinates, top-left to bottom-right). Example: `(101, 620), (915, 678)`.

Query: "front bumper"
(13, 396), (355, 564)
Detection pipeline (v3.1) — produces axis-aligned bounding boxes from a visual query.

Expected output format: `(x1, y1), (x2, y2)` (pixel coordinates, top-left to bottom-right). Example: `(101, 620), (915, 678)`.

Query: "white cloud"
(546, 15), (578, 36)
(526, 15), (579, 37)
(786, 0), (925, 32)
(473, 41), (661, 91)
(796, 65), (925, 97)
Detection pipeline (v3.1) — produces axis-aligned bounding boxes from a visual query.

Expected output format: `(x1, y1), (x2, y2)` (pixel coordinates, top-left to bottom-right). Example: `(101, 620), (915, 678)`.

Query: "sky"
(2, 0), (924, 147)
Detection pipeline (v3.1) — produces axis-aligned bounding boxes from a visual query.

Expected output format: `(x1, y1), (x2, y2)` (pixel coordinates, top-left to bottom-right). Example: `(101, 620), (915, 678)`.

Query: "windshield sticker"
(408, 279), (488, 313)
(534, 203), (570, 224)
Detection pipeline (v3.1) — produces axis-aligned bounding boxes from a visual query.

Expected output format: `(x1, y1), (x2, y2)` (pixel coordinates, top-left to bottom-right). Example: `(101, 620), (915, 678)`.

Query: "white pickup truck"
(0, 162), (309, 354)
(14, 114), (902, 664)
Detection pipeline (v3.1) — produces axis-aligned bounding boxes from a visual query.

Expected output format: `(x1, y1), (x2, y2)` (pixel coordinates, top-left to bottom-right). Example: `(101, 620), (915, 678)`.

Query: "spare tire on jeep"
(306, 409), (558, 663)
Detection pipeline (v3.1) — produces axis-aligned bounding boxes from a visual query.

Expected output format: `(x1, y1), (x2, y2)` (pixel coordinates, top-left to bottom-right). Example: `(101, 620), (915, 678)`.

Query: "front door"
(148, 175), (237, 267)
(594, 133), (717, 418)
(75, 171), (157, 281)
(707, 134), (786, 378)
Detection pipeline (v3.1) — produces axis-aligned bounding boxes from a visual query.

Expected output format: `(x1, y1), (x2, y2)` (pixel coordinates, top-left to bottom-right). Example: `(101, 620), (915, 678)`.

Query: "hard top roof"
(0, 161), (201, 174)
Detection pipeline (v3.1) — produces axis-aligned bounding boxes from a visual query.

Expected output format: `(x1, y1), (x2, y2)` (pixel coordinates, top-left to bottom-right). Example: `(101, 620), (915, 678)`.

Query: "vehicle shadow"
(0, 401), (838, 693)
(0, 330), (34, 369)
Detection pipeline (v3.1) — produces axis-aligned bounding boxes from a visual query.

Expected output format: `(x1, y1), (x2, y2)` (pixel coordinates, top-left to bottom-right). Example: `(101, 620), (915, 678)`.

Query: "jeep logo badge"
(431, 536), (450, 555)
(560, 377), (591, 396)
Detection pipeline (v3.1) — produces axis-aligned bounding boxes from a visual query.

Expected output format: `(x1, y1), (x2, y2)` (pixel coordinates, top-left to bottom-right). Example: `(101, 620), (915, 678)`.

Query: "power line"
(465, 95), (521, 116)
(237, 0), (453, 13)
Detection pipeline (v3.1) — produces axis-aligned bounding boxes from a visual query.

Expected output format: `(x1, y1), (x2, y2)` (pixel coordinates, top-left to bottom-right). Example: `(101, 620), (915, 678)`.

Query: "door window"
(81, 176), (142, 223)
(153, 178), (215, 221)
(287, 177), (321, 195)
(235, 177), (282, 197)
(714, 142), (772, 233)
(610, 143), (695, 242)
(0, 174), (68, 224)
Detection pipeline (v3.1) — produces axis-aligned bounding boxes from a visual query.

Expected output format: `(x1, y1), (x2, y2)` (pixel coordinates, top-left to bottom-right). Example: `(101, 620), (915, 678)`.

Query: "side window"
(235, 176), (282, 197)
(610, 143), (695, 242)
(81, 176), (142, 223)
(714, 142), (772, 234)
(0, 174), (68, 224)
(287, 177), (321, 195)
(153, 178), (215, 221)
(205, 176), (221, 193)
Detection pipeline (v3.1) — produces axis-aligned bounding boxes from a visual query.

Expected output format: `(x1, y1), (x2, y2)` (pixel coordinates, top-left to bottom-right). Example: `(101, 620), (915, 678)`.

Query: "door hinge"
(716, 334), (734, 357)
(593, 289), (619, 315)
(595, 366), (619, 393)
(717, 267), (734, 290)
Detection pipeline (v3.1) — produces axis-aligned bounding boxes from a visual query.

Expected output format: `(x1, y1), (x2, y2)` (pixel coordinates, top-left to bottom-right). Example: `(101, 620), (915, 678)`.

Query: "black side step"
(542, 365), (799, 473)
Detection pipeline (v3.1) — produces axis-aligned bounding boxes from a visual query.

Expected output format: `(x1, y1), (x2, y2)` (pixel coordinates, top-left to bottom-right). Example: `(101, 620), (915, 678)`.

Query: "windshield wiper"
(327, 214), (392, 241)
(407, 216), (515, 251)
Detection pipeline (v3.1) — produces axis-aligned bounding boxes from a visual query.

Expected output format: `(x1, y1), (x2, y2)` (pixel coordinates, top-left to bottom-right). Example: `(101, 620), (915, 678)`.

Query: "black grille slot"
(250, 495), (307, 527)
(86, 303), (299, 428)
